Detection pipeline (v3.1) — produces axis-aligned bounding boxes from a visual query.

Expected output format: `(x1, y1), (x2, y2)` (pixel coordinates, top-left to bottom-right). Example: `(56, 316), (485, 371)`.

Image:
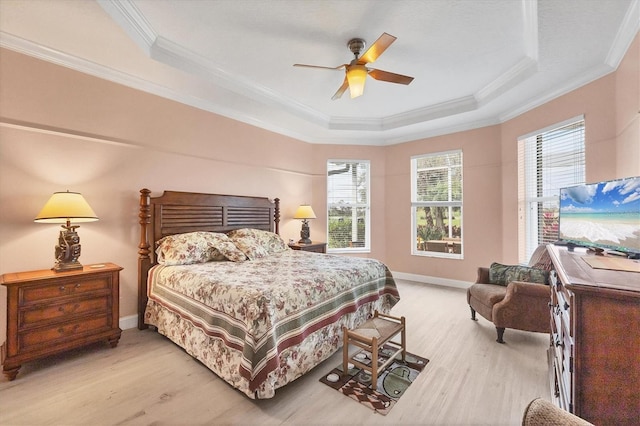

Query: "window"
(327, 160), (370, 252)
(411, 150), (463, 258)
(518, 116), (585, 263)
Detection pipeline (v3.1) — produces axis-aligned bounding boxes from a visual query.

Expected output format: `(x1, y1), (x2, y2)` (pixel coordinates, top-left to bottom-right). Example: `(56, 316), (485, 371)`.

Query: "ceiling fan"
(294, 32), (414, 100)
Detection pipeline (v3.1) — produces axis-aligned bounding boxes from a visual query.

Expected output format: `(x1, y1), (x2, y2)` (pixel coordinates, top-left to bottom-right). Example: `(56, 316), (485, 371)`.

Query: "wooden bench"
(343, 311), (406, 388)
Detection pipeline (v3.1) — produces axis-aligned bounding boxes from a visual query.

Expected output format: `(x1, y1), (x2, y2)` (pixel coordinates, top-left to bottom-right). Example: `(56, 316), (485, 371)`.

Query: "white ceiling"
(1, 0), (638, 146)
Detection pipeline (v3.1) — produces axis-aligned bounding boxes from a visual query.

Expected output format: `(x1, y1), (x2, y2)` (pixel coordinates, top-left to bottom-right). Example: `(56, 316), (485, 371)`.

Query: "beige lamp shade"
(34, 191), (99, 224)
(347, 65), (368, 98)
(293, 205), (316, 220)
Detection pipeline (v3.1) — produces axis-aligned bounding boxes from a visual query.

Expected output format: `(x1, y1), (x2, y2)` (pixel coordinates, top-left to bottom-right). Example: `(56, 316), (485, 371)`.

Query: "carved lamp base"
(52, 226), (83, 272)
(53, 260), (83, 272)
(298, 219), (312, 244)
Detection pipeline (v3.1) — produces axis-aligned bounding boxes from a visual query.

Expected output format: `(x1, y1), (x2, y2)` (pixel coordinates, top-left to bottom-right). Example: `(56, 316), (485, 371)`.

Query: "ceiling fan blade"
(293, 63), (346, 70)
(358, 33), (397, 64)
(331, 77), (350, 100)
(368, 69), (414, 85)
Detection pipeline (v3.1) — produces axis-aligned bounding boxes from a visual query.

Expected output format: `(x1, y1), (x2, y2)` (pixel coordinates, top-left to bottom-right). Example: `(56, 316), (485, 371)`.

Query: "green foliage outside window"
(412, 151), (463, 255)
(328, 218), (366, 248)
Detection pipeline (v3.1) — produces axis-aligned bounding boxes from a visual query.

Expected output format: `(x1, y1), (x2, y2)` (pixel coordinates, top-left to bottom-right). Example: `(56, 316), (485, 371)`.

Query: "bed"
(137, 189), (400, 399)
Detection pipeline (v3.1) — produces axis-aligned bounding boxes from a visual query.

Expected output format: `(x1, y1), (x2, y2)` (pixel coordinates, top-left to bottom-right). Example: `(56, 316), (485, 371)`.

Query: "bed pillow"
(227, 228), (288, 260)
(488, 262), (550, 286)
(156, 231), (217, 265)
(156, 231), (246, 265)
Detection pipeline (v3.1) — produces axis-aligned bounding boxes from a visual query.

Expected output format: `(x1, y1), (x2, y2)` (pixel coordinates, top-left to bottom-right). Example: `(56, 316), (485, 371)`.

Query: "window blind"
(518, 117), (585, 262)
(327, 160), (370, 251)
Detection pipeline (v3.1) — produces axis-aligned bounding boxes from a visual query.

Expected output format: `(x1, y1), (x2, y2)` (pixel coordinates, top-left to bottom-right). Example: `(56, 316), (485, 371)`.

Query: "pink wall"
(498, 35), (639, 262)
(383, 125), (503, 281)
(0, 49), (316, 331)
(615, 35), (640, 179)
(0, 33), (638, 336)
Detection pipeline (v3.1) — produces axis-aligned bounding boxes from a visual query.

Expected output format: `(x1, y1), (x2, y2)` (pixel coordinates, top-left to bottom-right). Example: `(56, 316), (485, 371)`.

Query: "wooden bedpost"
(138, 188), (151, 330)
(274, 198), (280, 235)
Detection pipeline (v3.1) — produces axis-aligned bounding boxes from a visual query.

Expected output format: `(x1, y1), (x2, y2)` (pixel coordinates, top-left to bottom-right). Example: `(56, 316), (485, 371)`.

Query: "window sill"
(412, 251), (463, 260)
(328, 248), (371, 255)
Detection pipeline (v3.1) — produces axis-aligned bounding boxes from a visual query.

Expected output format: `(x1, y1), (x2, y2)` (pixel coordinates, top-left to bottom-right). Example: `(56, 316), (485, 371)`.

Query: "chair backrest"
(528, 244), (553, 270)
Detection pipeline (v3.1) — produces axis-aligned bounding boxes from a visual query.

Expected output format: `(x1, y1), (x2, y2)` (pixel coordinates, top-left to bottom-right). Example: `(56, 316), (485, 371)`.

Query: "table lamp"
(293, 204), (316, 244)
(34, 190), (99, 272)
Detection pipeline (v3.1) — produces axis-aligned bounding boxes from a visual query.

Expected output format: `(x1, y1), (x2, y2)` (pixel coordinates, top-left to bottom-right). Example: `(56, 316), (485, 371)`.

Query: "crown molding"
(383, 116), (502, 146)
(605, 0), (640, 68)
(386, 96), (479, 129)
(149, 36), (329, 128)
(498, 63), (616, 123)
(96, 0), (155, 54)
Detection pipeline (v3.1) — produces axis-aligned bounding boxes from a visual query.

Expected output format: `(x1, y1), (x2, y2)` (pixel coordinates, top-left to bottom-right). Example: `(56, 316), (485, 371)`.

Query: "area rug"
(319, 346), (429, 415)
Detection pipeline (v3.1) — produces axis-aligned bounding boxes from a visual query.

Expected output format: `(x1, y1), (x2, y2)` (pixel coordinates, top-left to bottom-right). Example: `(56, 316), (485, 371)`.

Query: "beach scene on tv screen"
(559, 177), (640, 251)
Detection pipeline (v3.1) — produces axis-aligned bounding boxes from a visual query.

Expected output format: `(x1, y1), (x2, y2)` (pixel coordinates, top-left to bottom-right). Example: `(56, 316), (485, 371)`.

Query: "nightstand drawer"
(20, 276), (111, 305)
(20, 296), (109, 328)
(19, 315), (111, 350)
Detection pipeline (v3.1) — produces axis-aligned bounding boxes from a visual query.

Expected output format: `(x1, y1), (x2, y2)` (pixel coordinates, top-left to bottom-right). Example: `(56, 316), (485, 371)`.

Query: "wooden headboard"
(137, 188), (280, 329)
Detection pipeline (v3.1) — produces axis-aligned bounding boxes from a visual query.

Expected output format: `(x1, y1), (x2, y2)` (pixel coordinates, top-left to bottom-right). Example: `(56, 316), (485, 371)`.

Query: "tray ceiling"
(0, 0), (638, 145)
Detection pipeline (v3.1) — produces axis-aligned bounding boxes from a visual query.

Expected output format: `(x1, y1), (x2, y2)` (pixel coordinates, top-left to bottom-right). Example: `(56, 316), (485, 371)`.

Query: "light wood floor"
(0, 280), (550, 425)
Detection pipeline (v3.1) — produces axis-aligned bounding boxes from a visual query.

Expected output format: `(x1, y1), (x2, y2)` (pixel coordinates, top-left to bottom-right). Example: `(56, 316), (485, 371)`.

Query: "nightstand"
(288, 241), (327, 253)
(1, 263), (122, 381)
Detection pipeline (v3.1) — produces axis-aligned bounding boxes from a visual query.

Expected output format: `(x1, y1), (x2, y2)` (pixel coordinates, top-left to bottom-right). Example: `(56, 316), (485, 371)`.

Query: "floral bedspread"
(145, 250), (400, 398)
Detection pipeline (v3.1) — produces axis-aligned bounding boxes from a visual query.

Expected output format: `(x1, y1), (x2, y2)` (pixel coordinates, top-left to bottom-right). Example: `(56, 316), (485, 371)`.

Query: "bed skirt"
(145, 295), (396, 399)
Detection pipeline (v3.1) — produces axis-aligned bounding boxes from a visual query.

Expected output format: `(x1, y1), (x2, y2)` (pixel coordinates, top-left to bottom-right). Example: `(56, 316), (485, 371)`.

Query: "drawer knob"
(59, 286), (65, 291)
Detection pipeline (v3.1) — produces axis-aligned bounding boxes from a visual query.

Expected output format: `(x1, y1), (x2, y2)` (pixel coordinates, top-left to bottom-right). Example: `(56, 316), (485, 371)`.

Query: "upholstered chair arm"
(476, 267), (490, 284)
(492, 281), (551, 333)
(522, 397), (594, 425)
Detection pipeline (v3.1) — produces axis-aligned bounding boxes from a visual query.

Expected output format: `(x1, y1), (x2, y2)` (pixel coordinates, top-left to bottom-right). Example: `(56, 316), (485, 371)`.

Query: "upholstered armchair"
(467, 245), (553, 343)
(522, 398), (593, 425)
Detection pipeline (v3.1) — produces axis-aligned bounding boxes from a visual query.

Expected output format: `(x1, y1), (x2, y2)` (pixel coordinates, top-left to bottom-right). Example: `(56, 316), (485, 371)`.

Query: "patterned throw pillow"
(227, 228), (288, 260)
(211, 239), (247, 262)
(156, 231), (246, 264)
(156, 231), (218, 265)
(488, 262), (550, 286)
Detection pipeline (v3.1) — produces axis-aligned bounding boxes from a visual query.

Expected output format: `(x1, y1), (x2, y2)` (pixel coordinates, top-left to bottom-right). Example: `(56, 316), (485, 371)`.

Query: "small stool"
(343, 311), (406, 388)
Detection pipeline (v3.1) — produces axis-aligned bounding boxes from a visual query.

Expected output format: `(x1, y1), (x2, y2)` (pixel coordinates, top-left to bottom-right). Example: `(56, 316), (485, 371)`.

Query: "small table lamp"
(35, 190), (99, 272)
(293, 204), (316, 244)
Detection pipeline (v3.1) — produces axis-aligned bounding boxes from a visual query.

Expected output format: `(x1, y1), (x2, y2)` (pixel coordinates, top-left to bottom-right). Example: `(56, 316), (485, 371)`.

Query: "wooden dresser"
(1, 263), (122, 380)
(547, 245), (639, 425)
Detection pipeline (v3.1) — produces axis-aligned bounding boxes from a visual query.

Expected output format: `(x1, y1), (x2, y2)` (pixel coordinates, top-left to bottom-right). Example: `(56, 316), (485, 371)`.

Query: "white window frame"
(326, 160), (371, 253)
(518, 116), (585, 263)
(411, 150), (463, 259)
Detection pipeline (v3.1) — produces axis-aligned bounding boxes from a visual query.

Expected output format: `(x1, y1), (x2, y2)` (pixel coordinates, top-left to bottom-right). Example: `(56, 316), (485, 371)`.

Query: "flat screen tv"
(558, 176), (640, 258)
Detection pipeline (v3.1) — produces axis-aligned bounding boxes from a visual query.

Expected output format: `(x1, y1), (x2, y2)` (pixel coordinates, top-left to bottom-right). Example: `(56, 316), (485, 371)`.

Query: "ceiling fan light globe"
(347, 65), (367, 98)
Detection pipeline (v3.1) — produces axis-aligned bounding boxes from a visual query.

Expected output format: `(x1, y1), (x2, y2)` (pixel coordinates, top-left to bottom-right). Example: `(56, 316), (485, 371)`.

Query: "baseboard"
(391, 271), (472, 289)
(119, 314), (138, 330)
